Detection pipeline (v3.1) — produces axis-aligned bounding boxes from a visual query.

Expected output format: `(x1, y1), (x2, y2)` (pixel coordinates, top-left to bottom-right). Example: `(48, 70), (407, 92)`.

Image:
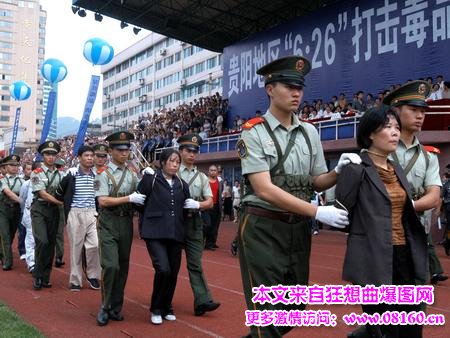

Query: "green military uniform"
(95, 132), (139, 317)
(237, 56), (328, 338)
(55, 158), (66, 266)
(0, 155), (24, 270)
(31, 141), (63, 288)
(177, 134), (218, 313)
(384, 81), (443, 279)
(179, 163), (214, 309)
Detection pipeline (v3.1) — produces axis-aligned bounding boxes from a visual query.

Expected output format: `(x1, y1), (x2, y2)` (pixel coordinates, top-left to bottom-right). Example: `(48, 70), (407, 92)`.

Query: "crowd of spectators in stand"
(296, 75), (449, 122)
(12, 75), (448, 166)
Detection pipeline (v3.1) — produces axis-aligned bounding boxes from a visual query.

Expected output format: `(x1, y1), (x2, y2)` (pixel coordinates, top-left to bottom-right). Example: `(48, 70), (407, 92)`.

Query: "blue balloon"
(41, 58), (67, 84)
(10, 81), (31, 101)
(83, 38), (114, 65)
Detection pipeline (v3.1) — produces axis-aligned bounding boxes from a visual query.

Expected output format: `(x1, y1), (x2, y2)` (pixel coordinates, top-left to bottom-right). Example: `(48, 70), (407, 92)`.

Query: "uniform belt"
(246, 205), (308, 224)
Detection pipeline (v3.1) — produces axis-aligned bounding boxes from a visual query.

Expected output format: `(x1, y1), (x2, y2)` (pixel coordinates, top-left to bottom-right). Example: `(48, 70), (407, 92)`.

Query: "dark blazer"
(55, 172), (76, 222)
(335, 152), (427, 286)
(137, 169), (190, 243)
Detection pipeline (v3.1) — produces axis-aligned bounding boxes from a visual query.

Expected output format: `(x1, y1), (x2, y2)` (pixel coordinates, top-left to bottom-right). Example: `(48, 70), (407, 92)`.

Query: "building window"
(0, 31), (13, 39)
(1, 104), (9, 111)
(0, 115), (9, 121)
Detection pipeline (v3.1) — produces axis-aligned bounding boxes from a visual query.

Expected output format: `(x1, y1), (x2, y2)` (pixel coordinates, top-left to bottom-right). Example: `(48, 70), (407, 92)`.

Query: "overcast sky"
(40, 0), (149, 120)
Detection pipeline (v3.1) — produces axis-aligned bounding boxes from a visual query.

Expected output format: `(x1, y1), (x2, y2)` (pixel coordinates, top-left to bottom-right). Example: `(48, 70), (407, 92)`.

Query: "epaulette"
(423, 145), (440, 154)
(242, 117), (265, 130)
(97, 166), (108, 175)
(33, 168), (43, 174)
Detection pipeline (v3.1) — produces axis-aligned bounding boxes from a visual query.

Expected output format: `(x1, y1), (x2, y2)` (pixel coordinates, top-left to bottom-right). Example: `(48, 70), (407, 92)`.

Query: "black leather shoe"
(212, 244), (219, 248)
(42, 282), (52, 288)
(97, 308), (109, 326)
(194, 301), (221, 316)
(33, 278), (43, 290)
(2, 265), (12, 271)
(431, 273), (448, 284)
(109, 310), (124, 321)
(204, 246), (216, 251)
(55, 258), (65, 267)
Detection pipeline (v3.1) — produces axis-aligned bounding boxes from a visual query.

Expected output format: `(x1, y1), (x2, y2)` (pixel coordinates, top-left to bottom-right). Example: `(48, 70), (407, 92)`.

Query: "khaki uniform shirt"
(0, 174), (24, 196)
(31, 164), (64, 198)
(240, 110), (328, 211)
(178, 164), (212, 201)
(95, 162), (139, 197)
(389, 136), (442, 231)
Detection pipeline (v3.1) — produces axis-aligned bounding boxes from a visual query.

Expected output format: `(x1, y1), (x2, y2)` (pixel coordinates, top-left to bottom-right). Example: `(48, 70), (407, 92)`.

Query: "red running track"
(0, 220), (448, 337)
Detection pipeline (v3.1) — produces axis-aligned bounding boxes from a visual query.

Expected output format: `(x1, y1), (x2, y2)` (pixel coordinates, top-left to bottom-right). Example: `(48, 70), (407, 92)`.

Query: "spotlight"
(71, 6), (79, 14)
(77, 9), (86, 17)
(133, 27), (141, 35)
(94, 13), (103, 22)
(120, 21), (128, 29)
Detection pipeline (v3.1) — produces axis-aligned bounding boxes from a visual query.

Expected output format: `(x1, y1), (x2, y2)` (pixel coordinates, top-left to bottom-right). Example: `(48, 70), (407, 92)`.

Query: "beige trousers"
(67, 208), (101, 286)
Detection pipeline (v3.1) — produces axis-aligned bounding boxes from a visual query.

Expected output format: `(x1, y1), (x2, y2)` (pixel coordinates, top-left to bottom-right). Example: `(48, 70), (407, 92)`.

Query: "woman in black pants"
(137, 149), (190, 325)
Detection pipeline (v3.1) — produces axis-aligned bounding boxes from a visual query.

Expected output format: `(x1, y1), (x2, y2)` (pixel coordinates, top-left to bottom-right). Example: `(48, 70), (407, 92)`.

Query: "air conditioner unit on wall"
(105, 94), (111, 99)
(139, 78), (145, 85)
(159, 48), (167, 56)
(180, 79), (187, 87)
(139, 94), (147, 102)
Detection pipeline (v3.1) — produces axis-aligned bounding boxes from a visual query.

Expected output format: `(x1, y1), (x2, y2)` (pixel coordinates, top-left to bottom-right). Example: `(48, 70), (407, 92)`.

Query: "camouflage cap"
(256, 56), (311, 88)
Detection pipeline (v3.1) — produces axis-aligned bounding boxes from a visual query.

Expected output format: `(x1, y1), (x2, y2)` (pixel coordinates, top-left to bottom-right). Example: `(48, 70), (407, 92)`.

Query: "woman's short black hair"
(357, 108), (401, 149)
(159, 148), (181, 167)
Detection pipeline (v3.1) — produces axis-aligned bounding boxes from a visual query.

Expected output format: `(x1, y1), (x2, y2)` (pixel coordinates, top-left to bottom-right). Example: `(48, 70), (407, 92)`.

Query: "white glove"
(128, 192), (146, 205)
(143, 167), (155, 175)
(67, 167), (78, 175)
(315, 205), (349, 229)
(334, 153), (362, 174)
(183, 198), (200, 209)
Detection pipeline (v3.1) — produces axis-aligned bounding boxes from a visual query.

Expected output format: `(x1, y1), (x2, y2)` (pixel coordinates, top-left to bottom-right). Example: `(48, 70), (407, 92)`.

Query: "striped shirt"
(71, 166), (96, 209)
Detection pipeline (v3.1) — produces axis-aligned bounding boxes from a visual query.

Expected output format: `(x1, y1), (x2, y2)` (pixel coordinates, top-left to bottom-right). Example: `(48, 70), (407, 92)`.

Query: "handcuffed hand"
(183, 198), (200, 209)
(142, 167), (155, 175)
(67, 167), (78, 175)
(315, 205), (349, 229)
(334, 153), (362, 174)
(128, 192), (146, 205)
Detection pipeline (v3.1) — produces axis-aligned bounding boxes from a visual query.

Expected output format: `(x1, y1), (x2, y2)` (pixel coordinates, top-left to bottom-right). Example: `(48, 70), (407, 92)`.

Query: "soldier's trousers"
(427, 232), (443, 275)
(238, 211), (311, 338)
(98, 211), (133, 313)
(55, 205), (65, 260)
(0, 204), (21, 268)
(184, 214), (213, 309)
(31, 201), (60, 283)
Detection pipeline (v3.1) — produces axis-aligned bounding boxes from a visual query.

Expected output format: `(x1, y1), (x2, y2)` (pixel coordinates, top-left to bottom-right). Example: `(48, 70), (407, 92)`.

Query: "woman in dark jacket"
(137, 148), (190, 325)
(336, 109), (427, 338)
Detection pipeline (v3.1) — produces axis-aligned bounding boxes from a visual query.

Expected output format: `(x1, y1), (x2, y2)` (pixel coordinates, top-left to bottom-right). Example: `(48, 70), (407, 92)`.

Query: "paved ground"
(0, 220), (448, 337)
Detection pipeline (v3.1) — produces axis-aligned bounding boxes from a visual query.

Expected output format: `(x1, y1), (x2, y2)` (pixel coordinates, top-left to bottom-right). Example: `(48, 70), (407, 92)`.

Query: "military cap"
(256, 55), (311, 88)
(2, 154), (20, 166)
(177, 133), (203, 151)
(93, 143), (109, 155)
(55, 158), (66, 167)
(105, 131), (134, 149)
(383, 80), (431, 108)
(38, 140), (61, 154)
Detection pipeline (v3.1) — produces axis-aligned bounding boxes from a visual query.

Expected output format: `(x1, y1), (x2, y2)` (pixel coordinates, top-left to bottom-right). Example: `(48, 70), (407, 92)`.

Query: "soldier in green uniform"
(177, 134), (221, 316)
(54, 158), (66, 268)
(95, 131), (146, 326)
(30, 141), (64, 289)
(238, 56), (361, 337)
(0, 155), (24, 270)
(384, 80), (447, 284)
